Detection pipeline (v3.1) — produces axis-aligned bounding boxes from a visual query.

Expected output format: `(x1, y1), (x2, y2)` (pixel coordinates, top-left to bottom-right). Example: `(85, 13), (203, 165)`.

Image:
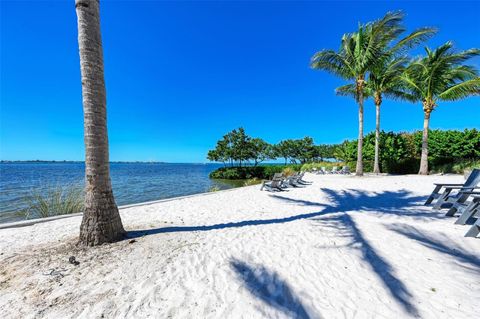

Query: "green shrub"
(208, 186), (221, 192)
(430, 159), (480, 174)
(341, 129), (480, 174)
(209, 164), (302, 180)
(243, 178), (262, 186)
(22, 184), (84, 219)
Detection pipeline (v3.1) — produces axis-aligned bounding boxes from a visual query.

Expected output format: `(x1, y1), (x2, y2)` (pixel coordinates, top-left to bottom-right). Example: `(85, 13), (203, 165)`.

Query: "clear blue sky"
(1, 1), (479, 162)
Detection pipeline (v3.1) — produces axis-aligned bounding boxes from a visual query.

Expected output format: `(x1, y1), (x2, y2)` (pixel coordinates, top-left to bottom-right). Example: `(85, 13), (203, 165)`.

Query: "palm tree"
(368, 56), (410, 173)
(311, 11), (421, 176)
(75, 0), (125, 246)
(311, 12), (436, 175)
(400, 42), (480, 174)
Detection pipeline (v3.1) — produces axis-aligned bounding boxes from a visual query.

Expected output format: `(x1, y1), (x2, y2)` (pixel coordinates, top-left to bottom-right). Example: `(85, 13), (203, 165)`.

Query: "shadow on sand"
(313, 213), (419, 316)
(126, 187), (465, 316)
(387, 223), (480, 273)
(230, 259), (312, 319)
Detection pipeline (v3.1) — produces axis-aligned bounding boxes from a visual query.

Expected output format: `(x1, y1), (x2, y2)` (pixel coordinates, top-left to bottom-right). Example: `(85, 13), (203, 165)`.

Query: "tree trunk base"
(79, 191), (125, 246)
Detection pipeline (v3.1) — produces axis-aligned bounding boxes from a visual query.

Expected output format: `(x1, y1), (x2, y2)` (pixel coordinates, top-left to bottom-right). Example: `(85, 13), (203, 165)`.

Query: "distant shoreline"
(0, 160), (211, 164)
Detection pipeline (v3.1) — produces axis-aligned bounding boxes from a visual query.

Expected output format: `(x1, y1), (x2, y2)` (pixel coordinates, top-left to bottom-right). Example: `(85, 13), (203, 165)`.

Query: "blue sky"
(1, 1), (479, 162)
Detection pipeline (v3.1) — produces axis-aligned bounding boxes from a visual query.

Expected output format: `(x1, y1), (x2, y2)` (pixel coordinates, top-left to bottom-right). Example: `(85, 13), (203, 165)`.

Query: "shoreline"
(0, 185), (247, 230)
(0, 173), (460, 230)
(1, 173), (478, 318)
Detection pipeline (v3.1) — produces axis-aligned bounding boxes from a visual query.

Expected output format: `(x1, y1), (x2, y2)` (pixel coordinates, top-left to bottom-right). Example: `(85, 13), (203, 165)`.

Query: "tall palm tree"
(336, 59), (405, 174)
(75, 0), (125, 246)
(368, 56), (410, 173)
(400, 42), (480, 175)
(311, 11), (425, 176)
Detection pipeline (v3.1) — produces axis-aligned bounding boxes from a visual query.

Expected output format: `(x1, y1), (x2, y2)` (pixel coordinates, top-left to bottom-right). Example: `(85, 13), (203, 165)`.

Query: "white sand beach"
(0, 174), (479, 318)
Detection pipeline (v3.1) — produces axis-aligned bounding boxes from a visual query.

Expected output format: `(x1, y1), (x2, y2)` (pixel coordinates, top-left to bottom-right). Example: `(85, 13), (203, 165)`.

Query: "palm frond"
(310, 50), (354, 79)
(438, 78), (480, 101)
(383, 89), (419, 102)
(391, 27), (437, 54)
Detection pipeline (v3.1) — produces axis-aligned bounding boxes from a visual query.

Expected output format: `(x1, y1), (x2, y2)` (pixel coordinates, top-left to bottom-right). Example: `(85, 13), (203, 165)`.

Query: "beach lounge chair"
(454, 194), (480, 225)
(331, 167), (338, 174)
(283, 173), (302, 187)
(424, 168), (480, 206)
(321, 167), (327, 174)
(340, 166), (351, 175)
(260, 173), (284, 192)
(282, 172), (310, 187)
(464, 213), (480, 237)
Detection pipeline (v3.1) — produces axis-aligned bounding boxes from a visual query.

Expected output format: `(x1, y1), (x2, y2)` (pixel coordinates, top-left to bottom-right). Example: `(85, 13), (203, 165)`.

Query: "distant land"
(0, 160), (171, 164)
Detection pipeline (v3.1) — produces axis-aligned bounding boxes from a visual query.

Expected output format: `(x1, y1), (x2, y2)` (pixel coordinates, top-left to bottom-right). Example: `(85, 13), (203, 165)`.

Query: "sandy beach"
(0, 173), (479, 318)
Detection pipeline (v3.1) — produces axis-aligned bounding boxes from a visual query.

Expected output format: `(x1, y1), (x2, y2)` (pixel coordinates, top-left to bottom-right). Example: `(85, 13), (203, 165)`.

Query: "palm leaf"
(438, 78), (480, 101)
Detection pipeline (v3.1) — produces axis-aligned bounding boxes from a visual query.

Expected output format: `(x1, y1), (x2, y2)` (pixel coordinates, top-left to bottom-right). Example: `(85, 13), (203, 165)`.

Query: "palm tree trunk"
(373, 93), (382, 174)
(355, 80), (364, 176)
(418, 105), (432, 175)
(76, 0), (125, 246)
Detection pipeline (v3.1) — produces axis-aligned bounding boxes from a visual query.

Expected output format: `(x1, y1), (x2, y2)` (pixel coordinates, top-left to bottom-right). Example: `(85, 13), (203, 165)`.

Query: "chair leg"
(455, 201), (479, 225)
(445, 203), (459, 217)
(433, 189), (452, 210)
(425, 185), (441, 205)
(465, 220), (480, 238)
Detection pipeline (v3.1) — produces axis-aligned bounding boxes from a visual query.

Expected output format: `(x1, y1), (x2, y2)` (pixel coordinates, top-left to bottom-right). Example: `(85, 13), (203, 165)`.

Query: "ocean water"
(0, 163), (242, 223)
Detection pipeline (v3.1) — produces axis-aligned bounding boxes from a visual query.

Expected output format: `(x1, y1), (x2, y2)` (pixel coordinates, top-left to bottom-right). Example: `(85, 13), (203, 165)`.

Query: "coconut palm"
(400, 42), (480, 175)
(311, 11), (432, 176)
(335, 58), (406, 173)
(337, 23), (436, 174)
(75, 0), (125, 245)
(368, 56), (412, 173)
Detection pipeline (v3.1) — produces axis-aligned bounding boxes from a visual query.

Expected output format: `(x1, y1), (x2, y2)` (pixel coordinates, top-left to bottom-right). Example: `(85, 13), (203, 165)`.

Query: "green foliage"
(207, 127), (274, 167)
(272, 137), (318, 164)
(400, 42), (480, 108)
(207, 128), (324, 167)
(208, 126), (479, 176)
(22, 184), (84, 219)
(209, 165), (302, 180)
(208, 186), (221, 192)
(340, 129), (480, 173)
(282, 167), (296, 176)
(243, 178), (262, 186)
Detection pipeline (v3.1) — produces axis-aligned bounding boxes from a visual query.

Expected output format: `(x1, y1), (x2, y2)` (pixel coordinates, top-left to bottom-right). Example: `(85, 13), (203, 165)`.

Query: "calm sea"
(0, 163), (241, 224)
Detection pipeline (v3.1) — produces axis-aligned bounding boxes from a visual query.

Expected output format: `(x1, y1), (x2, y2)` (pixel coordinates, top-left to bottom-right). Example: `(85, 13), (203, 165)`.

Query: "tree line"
(311, 11), (479, 176)
(207, 127), (480, 173)
(206, 127), (336, 167)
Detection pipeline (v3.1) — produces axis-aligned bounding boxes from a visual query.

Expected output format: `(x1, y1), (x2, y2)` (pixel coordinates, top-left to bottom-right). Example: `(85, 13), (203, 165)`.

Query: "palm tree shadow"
(313, 214), (419, 316)
(125, 188), (440, 316)
(230, 259), (312, 319)
(128, 189), (439, 239)
(320, 188), (442, 219)
(126, 208), (329, 239)
(387, 223), (480, 274)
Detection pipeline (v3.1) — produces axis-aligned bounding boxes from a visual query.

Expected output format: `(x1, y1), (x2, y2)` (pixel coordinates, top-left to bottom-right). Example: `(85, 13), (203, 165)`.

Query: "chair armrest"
(459, 190), (480, 195)
(444, 186), (479, 190)
(433, 183), (464, 186)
